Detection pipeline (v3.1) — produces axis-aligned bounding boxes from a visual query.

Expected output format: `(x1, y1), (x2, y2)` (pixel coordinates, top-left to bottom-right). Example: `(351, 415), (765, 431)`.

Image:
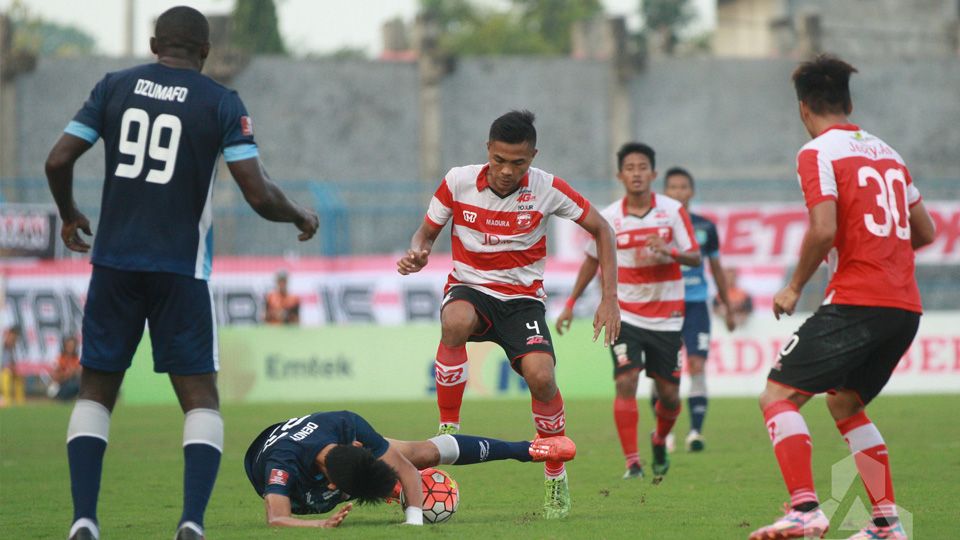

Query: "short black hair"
(154, 6), (210, 55)
(792, 54), (858, 115)
(617, 142), (655, 171)
(489, 110), (537, 147)
(325, 445), (398, 504)
(664, 167), (694, 190)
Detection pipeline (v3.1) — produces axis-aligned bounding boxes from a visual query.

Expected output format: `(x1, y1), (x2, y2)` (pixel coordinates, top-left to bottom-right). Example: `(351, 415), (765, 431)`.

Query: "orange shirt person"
(264, 271), (300, 325)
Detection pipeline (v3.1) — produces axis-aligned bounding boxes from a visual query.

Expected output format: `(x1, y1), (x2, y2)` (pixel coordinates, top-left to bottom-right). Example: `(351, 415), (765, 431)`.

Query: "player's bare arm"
(378, 444), (425, 524)
(555, 254), (599, 335)
(645, 233), (702, 267)
(708, 255), (737, 331)
(908, 200), (936, 249)
(227, 157), (319, 241)
(578, 207), (621, 346)
(45, 133), (95, 253)
(263, 494), (352, 528)
(773, 200), (837, 319)
(397, 220), (442, 275)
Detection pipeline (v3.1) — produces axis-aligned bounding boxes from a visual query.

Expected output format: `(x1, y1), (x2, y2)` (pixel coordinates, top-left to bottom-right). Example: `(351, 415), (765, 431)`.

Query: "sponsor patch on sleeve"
(268, 468), (289, 486)
(240, 115), (254, 136)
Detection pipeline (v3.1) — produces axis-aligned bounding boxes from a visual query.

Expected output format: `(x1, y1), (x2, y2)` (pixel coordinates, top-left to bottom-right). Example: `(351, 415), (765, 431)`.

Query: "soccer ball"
(399, 467), (459, 524)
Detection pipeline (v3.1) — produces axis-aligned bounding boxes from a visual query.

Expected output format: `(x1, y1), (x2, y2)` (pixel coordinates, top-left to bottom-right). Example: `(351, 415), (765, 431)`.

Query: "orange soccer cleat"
(529, 436), (577, 463)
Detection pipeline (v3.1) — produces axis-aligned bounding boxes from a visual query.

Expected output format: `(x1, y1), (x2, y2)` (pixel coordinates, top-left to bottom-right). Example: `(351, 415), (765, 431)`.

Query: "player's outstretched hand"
(397, 249), (430, 275)
(772, 285), (800, 320)
(295, 208), (319, 241)
(555, 306), (574, 335)
(593, 296), (621, 347)
(320, 503), (352, 528)
(61, 208), (92, 253)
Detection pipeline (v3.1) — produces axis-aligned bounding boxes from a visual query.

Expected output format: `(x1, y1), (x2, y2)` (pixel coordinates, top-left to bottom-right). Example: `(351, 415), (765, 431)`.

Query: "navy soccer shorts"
(610, 321), (683, 384)
(681, 301), (711, 359)
(442, 285), (555, 373)
(81, 265), (219, 375)
(767, 304), (919, 404)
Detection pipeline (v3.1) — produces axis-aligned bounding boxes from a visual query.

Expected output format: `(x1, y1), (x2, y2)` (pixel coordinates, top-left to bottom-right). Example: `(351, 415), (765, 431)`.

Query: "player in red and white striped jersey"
(556, 142), (701, 482)
(397, 111), (620, 519)
(748, 56), (936, 540)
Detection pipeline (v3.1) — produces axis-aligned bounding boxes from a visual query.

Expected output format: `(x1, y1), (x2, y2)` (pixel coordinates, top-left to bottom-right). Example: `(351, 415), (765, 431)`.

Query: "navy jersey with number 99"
(65, 62), (259, 280)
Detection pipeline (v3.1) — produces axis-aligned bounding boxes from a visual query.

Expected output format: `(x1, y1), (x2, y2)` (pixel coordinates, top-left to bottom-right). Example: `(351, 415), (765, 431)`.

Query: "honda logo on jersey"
(462, 211), (478, 223)
(240, 116), (254, 136)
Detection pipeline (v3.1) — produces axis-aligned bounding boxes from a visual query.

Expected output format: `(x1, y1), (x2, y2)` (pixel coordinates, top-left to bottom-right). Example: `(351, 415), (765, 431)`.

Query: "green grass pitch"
(1, 395), (956, 539)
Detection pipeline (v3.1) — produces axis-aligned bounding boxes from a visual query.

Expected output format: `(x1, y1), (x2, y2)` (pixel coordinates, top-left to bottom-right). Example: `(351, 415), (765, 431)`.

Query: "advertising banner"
(119, 313), (960, 405)
(0, 204), (58, 259)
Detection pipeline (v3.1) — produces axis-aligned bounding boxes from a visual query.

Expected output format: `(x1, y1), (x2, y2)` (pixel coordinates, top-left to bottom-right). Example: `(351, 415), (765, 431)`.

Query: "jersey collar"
(476, 164), (530, 192)
(621, 192), (657, 217)
(819, 123), (860, 136)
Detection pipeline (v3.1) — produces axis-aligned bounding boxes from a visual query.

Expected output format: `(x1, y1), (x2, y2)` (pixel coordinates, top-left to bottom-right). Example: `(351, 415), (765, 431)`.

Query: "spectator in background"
(1, 325), (25, 407)
(713, 268), (753, 326)
(48, 335), (82, 401)
(264, 270), (300, 325)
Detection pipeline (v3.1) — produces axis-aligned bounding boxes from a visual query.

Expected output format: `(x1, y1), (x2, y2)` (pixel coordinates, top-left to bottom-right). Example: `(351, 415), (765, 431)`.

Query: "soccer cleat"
(686, 430), (705, 452)
(68, 518), (99, 540)
(174, 521), (205, 540)
(529, 436), (577, 463)
(846, 521), (907, 539)
(651, 432), (670, 483)
(543, 475), (571, 519)
(622, 462), (645, 480)
(437, 423), (460, 436)
(747, 506), (829, 539)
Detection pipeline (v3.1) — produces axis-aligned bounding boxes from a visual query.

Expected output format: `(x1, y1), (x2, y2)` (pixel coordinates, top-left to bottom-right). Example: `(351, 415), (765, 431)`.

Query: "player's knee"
(687, 356), (706, 375)
(440, 306), (477, 344)
(614, 371), (639, 398)
(826, 391), (864, 421)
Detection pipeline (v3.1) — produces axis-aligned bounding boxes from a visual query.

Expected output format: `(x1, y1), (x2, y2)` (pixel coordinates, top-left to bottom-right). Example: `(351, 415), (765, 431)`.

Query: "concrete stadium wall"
(10, 55), (959, 185)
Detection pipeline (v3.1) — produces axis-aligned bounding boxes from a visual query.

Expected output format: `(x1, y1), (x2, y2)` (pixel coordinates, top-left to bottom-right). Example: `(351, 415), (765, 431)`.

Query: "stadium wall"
(8, 56), (960, 184)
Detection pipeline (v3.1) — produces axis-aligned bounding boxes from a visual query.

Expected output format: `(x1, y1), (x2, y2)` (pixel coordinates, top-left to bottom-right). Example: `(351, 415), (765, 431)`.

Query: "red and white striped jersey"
(426, 164), (590, 302)
(797, 124), (922, 313)
(586, 194), (698, 331)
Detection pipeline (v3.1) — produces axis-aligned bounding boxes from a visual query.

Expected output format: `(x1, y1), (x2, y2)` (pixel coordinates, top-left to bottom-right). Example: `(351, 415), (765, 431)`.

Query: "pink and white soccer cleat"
(846, 522), (907, 540)
(748, 506), (830, 539)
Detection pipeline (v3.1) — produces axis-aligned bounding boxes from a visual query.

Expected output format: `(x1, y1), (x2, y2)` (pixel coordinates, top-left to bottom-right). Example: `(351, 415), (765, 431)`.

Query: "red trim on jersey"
(818, 123), (860, 136)
(616, 227), (671, 249)
(424, 215), (444, 228)
(677, 206), (700, 252)
(451, 235), (547, 271)
(475, 164), (530, 192)
(551, 177), (590, 223)
(445, 278), (543, 299)
(434, 179), (454, 207)
(451, 202), (544, 235)
(617, 299), (685, 318)
(618, 264), (682, 284)
(620, 193), (657, 218)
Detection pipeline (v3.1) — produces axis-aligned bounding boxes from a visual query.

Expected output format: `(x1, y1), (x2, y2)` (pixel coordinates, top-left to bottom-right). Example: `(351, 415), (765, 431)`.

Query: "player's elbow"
(912, 226), (936, 249)
(45, 147), (73, 176)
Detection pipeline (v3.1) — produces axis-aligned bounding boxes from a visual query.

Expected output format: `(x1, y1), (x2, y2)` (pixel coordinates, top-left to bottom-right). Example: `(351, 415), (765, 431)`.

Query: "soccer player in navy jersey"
(45, 7), (318, 540)
(244, 410), (576, 527)
(662, 167), (736, 452)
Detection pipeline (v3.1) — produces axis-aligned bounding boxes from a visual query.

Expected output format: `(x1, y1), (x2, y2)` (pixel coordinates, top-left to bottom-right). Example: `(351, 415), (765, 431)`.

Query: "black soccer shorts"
(768, 304), (920, 404)
(442, 285), (555, 373)
(609, 321), (683, 384)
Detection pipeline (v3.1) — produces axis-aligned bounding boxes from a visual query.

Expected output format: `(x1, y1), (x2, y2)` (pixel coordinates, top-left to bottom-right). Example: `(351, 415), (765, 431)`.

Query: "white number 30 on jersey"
(114, 107), (182, 185)
(857, 165), (910, 240)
